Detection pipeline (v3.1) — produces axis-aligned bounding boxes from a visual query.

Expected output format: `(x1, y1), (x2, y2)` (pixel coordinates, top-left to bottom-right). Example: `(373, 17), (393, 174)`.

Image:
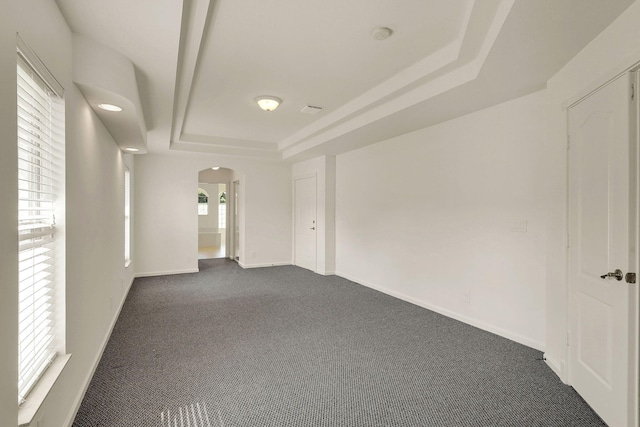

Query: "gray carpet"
(73, 259), (605, 426)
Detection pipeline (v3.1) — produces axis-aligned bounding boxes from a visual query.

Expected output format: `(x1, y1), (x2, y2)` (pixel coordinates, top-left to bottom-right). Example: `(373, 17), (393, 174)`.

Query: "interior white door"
(294, 176), (316, 271)
(568, 73), (637, 427)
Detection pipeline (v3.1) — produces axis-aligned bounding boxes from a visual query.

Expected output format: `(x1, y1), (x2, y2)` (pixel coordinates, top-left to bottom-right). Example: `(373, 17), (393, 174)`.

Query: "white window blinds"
(17, 44), (64, 404)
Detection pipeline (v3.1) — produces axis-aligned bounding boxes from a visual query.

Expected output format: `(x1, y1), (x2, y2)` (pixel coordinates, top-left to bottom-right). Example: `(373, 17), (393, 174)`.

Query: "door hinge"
(632, 83), (635, 100)
(566, 234), (570, 249)
(566, 135), (570, 150)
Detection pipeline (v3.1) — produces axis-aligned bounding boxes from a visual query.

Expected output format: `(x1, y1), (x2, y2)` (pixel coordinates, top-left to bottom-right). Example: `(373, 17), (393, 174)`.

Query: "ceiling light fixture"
(211, 167), (220, 170)
(124, 147), (139, 152)
(256, 96), (281, 112)
(97, 103), (123, 112)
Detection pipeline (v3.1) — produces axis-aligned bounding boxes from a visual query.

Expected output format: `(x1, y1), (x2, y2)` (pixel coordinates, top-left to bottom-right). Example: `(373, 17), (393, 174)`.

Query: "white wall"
(335, 90), (550, 350)
(1, 1), (136, 426)
(335, 0), (640, 378)
(135, 152), (292, 275)
(292, 156), (336, 275)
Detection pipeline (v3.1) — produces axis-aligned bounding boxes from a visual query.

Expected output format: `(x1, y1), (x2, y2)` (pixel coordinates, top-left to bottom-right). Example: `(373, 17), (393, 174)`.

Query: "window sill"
(18, 354), (72, 427)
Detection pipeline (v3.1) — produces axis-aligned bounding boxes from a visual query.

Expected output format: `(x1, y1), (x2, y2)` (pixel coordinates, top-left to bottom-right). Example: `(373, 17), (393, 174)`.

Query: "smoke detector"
(300, 105), (323, 115)
(372, 27), (393, 41)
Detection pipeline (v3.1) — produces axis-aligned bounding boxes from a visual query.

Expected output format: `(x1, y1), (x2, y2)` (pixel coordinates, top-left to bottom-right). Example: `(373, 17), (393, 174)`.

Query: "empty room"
(1, 0), (639, 426)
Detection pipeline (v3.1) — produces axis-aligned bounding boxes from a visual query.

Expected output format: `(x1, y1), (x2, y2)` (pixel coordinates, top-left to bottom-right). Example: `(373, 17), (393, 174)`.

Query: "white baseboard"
(135, 268), (199, 278)
(543, 353), (567, 383)
(63, 275), (135, 427)
(335, 270), (545, 352)
(318, 270), (335, 276)
(239, 261), (291, 269)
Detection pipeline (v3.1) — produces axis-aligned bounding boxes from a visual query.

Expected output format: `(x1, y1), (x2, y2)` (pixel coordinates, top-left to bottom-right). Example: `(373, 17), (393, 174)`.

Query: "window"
(17, 38), (65, 404)
(124, 167), (131, 265)
(198, 189), (209, 215)
(218, 191), (226, 229)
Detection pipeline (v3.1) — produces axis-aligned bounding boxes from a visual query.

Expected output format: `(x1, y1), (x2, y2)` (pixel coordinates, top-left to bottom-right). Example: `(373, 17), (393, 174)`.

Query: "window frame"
(198, 188), (209, 216)
(218, 191), (226, 229)
(124, 167), (131, 267)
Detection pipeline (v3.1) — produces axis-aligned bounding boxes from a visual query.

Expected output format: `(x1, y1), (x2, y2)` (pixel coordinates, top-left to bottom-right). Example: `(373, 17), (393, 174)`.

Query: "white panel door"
(568, 73), (637, 427)
(295, 176), (316, 272)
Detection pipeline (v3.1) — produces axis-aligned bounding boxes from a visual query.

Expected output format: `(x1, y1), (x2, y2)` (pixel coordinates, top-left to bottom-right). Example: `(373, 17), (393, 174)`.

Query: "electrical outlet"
(510, 219), (528, 233)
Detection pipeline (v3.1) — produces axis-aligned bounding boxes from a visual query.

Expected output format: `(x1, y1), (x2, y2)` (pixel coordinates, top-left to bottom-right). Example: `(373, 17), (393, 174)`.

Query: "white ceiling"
(55, 0), (635, 161)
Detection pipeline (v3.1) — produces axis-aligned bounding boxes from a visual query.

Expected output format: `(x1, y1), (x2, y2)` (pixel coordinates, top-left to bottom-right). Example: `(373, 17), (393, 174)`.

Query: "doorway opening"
(233, 180), (240, 262)
(197, 168), (232, 260)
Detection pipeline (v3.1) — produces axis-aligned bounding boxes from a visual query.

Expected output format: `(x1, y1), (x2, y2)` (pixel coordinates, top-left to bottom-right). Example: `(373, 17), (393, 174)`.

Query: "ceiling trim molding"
(179, 133), (279, 151)
(171, 140), (282, 160)
(281, 0), (515, 160)
(170, 0), (215, 149)
(277, 0), (477, 152)
(170, 0), (515, 161)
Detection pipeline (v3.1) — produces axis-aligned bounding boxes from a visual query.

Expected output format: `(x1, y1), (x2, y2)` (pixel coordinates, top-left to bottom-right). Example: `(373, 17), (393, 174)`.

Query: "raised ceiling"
(56, 0), (635, 161)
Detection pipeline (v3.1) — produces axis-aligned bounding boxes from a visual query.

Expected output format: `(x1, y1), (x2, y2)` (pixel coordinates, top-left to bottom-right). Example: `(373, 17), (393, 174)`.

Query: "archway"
(197, 167), (234, 260)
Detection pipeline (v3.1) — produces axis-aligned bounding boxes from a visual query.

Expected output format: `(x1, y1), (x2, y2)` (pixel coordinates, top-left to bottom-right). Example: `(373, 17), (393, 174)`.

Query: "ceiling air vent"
(300, 105), (323, 115)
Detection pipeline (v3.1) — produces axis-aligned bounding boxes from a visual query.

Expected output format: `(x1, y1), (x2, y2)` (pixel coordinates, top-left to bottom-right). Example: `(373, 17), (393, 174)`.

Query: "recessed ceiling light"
(211, 167), (220, 170)
(98, 103), (123, 112)
(372, 27), (393, 41)
(256, 96), (281, 112)
(124, 147), (139, 152)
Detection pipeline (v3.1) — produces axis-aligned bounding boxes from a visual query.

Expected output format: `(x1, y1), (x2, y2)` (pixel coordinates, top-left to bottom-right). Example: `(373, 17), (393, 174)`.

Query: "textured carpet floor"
(73, 259), (605, 426)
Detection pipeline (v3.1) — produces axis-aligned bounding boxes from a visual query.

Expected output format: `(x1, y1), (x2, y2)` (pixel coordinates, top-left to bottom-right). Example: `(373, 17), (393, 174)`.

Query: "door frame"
(565, 67), (639, 427)
(231, 180), (240, 262)
(221, 181), (230, 258)
(293, 173), (317, 271)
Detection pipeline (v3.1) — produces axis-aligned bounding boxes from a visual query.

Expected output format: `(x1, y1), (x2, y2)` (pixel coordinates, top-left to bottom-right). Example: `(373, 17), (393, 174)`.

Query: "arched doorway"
(197, 167), (232, 259)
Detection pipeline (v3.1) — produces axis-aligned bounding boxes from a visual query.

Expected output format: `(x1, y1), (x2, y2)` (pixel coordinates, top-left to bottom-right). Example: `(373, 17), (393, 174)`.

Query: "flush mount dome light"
(97, 103), (123, 112)
(256, 96), (281, 112)
(123, 147), (139, 152)
(211, 167), (220, 170)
